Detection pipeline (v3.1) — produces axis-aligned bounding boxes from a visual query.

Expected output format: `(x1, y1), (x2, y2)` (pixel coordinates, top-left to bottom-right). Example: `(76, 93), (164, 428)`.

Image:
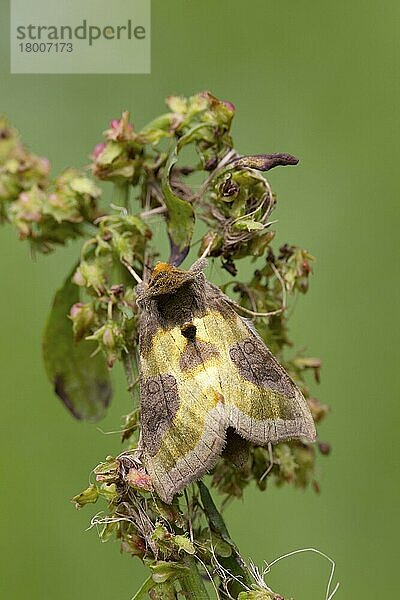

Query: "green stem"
(114, 181), (131, 211)
(131, 576), (154, 599)
(198, 481), (254, 595)
(179, 555), (211, 599)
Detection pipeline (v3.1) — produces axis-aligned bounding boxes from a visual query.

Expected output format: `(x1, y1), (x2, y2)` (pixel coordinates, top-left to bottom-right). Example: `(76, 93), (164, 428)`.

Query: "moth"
(136, 259), (316, 503)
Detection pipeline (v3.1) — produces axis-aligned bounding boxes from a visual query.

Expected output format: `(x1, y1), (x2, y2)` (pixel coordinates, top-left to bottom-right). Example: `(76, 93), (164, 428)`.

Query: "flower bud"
(318, 441), (331, 455)
(102, 324), (115, 348)
(71, 484), (99, 509)
(87, 321), (126, 367)
(126, 467), (154, 492)
(166, 95), (188, 114)
(8, 186), (44, 238)
(71, 268), (85, 287)
(104, 111), (134, 142)
(91, 143), (105, 160)
(72, 261), (106, 294)
(69, 302), (96, 341)
(307, 397), (330, 423)
(222, 100), (236, 113)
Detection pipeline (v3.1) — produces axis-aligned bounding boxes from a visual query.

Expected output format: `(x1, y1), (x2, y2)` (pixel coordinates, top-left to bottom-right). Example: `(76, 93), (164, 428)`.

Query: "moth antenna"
(199, 232), (218, 259)
(143, 259), (152, 283)
(227, 263), (287, 318)
(121, 258), (143, 284)
(227, 299), (284, 319)
(96, 425), (133, 435)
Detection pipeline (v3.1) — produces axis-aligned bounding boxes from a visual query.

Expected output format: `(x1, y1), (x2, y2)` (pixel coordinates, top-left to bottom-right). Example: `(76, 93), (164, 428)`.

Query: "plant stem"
(198, 481), (254, 595)
(131, 576), (154, 599)
(179, 555), (211, 599)
(114, 181), (131, 211)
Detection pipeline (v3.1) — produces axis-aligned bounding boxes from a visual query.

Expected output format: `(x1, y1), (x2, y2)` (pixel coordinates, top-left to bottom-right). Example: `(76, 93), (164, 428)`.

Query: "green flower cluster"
(90, 92), (234, 187)
(68, 213), (151, 366)
(69, 284), (137, 368)
(0, 118), (49, 207)
(0, 119), (101, 252)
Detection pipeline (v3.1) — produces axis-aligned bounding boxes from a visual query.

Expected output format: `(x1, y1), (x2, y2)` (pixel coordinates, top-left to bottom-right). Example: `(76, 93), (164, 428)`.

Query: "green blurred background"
(1, 0), (398, 597)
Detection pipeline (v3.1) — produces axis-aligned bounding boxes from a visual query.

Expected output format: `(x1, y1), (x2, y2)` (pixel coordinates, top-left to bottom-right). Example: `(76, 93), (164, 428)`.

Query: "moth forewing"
(137, 261), (316, 503)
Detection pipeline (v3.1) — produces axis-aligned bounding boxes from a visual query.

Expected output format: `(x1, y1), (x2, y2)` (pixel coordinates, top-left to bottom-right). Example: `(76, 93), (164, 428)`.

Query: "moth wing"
(139, 311), (229, 503)
(139, 282), (315, 503)
(200, 288), (316, 446)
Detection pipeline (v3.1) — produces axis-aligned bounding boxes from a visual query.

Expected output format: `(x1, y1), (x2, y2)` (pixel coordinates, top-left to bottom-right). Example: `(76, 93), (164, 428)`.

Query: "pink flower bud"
(110, 118), (133, 132)
(19, 192), (29, 204)
(91, 143), (105, 160)
(126, 468), (154, 492)
(69, 302), (84, 319)
(222, 100), (236, 113)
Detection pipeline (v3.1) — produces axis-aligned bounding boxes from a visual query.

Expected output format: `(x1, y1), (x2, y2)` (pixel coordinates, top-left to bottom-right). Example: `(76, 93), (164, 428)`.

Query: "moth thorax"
(181, 322), (197, 340)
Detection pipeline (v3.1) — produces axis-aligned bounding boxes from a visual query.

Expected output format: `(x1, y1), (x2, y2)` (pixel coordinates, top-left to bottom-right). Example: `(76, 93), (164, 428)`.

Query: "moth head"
(137, 261), (204, 304)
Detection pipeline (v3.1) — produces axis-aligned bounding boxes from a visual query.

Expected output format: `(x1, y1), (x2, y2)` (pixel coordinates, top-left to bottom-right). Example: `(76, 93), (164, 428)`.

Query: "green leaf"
(120, 305), (134, 319)
(147, 560), (188, 584)
(234, 219), (265, 231)
(127, 214), (149, 236)
(174, 535), (196, 555)
(198, 481), (253, 592)
(131, 577), (156, 600)
(69, 176), (101, 198)
(100, 519), (119, 542)
(211, 533), (232, 557)
(138, 113), (177, 144)
(161, 124), (213, 266)
(42, 267), (112, 420)
(161, 143), (195, 266)
(98, 483), (117, 502)
(198, 481), (232, 543)
(71, 484), (99, 509)
(96, 141), (123, 165)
